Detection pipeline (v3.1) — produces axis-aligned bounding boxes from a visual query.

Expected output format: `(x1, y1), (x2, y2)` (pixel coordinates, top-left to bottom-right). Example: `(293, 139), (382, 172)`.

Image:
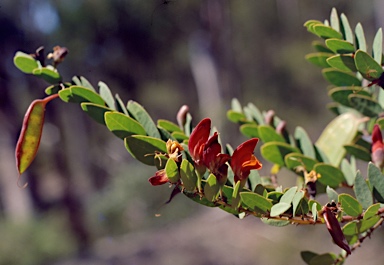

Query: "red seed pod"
(322, 205), (351, 255)
(15, 94), (59, 178)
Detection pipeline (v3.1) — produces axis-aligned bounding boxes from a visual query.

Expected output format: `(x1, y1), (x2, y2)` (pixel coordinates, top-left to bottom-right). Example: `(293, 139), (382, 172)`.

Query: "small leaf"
(33, 67), (61, 84)
(311, 202), (318, 222)
(322, 68), (361, 86)
(348, 94), (383, 117)
(260, 218), (290, 227)
(105, 112), (146, 139)
(285, 153), (318, 171)
(13, 51), (39, 74)
(314, 163), (345, 188)
(355, 23), (367, 52)
(363, 203), (380, 220)
(373, 28), (383, 65)
(204, 174), (220, 202)
(240, 192), (273, 214)
(240, 124), (259, 138)
(115, 94), (129, 116)
(292, 190), (305, 216)
(309, 253), (337, 265)
(344, 144), (371, 162)
(81, 103), (110, 125)
(330, 8), (340, 32)
(326, 186), (339, 203)
(340, 13), (353, 43)
(231, 98), (243, 113)
(328, 87), (369, 108)
(313, 24), (343, 39)
(294, 126), (316, 158)
(325, 39), (355, 54)
(98, 81), (116, 110)
(260, 142), (301, 166)
(270, 202), (291, 217)
(341, 159), (356, 186)
(127, 100), (161, 139)
(165, 158), (180, 184)
(368, 162), (384, 203)
(354, 50), (384, 81)
(305, 53), (332, 68)
(157, 119), (182, 133)
(248, 169), (261, 191)
(180, 159), (198, 192)
(339, 193), (363, 217)
(171, 131), (189, 142)
(258, 125), (285, 143)
(301, 251), (318, 265)
(246, 103), (264, 125)
(227, 110), (246, 123)
(311, 41), (333, 53)
(280, 186), (298, 204)
(326, 54), (357, 72)
(267, 191), (283, 204)
(124, 135), (167, 166)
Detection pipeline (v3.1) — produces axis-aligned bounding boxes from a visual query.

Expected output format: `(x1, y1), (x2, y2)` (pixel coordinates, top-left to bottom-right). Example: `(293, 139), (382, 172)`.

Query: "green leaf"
(354, 171), (373, 210)
(313, 24), (343, 39)
(309, 253), (337, 265)
(326, 186), (339, 203)
(340, 13), (353, 43)
(180, 159), (198, 192)
(325, 39), (355, 54)
(285, 153), (318, 171)
(270, 202), (291, 217)
(368, 162), (384, 203)
(355, 23), (367, 52)
(343, 144), (371, 162)
(301, 251), (318, 265)
(98, 81), (116, 110)
(315, 112), (360, 167)
(248, 169), (261, 191)
(127, 100), (161, 139)
(260, 218), (290, 227)
(260, 142), (301, 166)
(304, 20), (323, 35)
(246, 103), (264, 125)
(267, 191), (283, 204)
(340, 159), (356, 186)
(280, 186), (298, 204)
(294, 127), (316, 158)
(326, 54), (357, 72)
(240, 124), (259, 138)
(359, 215), (381, 233)
(339, 193), (363, 217)
(59, 86), (105, 105)
(227, 110), (246, 123)
(171, 131), (188, 142)
(13, 51), (39, 74)
(311, 202), (318, 222)
(330, 8), (340, 32)
(72, 76), (95, 91)
(314, 163), (345, 188)
(81, 103), (110, 125)
(311, 41), (333, 53)
(363, 203), (380, 220)
(328, 87), (369, 108)
(124, 135), (167, 166)
(240, 192), (273, 214)
(322, 68), (361, 86)
(45, 84), (64, 96)
(231, 180), (242, 210)
(373, 28), (383, 65)
(105, 112), (146, 139)
(165, 158), (180, 184)
(354, 50), (384, 81)
(33, 67), (61, 84)
(204, 174), (220, 202)
(231, 98), (243, 113)
(348, 94), (383, 117)
(115, 94), (129, 116)
(258, 125), (285, 143)
(292, 190), (305, 216)
(157, 119), (182, 133)
(305, 53), (332, 68)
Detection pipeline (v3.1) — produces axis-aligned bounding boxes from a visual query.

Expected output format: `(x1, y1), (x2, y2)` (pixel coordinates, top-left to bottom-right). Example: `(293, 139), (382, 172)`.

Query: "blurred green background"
(1, 1), (384, 264)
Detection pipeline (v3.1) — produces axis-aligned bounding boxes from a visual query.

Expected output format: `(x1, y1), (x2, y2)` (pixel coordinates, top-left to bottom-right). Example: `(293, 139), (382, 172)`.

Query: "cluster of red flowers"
(149, 118), (262, 189)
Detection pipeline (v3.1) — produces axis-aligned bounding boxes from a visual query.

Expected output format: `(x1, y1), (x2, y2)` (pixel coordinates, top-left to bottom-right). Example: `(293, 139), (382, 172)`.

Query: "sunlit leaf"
(157, 119), (182, 133)
(260, 142), (301, 166)
(363, 203), (380, 220)
(339, 193), (363, 217)
(340, 13), (353, 43)
(305, 53), (332, 68)
(33, 67), (61, 84)
(314, 163), (345, 188)
(13, 51), (39, 74)
(240, 124), (259, 138)
(270, 202), (291, 217)
(204, 174), (220, 202)
(127, 100), (161, 139)
(124, 135), (167, 166)
(240, 192), (273, 214)
(81, 102), (111, 125)
(326, 186), (338, 203)
(355, 23), (367, 52)
(98, 81), (116, 110)
(354, 50), (384, 81)
(313, 24), (343, 39)
(348, 94), (383, 117)
(325, 39), (355, 54)
(105, 112), (146, 139)
(368, 162), (384, 203)
(165, 158), (180, 184)
(258, 125), (285, 143)
(373, 28), (383, 65)
(328, 87), (369, 108)
(326, 54), (357, 72)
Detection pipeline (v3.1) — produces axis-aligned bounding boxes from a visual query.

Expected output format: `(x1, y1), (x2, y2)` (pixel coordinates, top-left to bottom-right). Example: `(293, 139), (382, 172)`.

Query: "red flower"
(148, 169), (169, 186)
(188, 118), (211, 169)
(202, 132), (230, 184)
(230, 138), (262, 184)
(372, 125), (384, 168)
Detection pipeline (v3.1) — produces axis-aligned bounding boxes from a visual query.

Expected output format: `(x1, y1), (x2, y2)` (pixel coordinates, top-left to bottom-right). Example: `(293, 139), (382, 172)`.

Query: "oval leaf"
(348, 94), (383, 117)
(325, 39), (355, 54)
(314, 163), (345, 188)
(13, 51), (39, 74)
(105, 112), (146, 139)
(270, 202), (291, 217)
(165, 158), (180, 184)
(305, 53), (332, 68)
(326, 54), (357, 72)
(180, 159), (198, 192)
(124, 135), (167, 166)
(355, 50), (384, 81)
(339, 193), (363, 217)
(322, 68), (361, 86)
(204, 174), (220, 202)
(127, 100), (161, 139)
(240, 192), (273, 214)
(260, 142), (301, 166)
(81, 103), (111, 125)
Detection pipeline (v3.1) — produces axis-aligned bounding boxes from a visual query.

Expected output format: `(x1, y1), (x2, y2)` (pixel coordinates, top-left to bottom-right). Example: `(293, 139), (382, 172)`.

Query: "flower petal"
(188, 118), (211, 161)
(148, 169), (169, 186)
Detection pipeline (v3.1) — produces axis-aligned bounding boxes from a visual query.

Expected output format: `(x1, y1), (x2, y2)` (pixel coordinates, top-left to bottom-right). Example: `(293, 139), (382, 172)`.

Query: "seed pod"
(15, 94), (59, 176)
(322, 205), (351, 255)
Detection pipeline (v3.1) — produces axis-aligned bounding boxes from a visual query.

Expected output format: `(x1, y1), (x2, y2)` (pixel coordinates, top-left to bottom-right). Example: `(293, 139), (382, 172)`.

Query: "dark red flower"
(230, 138), (262, 184)
(148, 169), (169, 186)
(202, 132), (230, 185)
(188, 118), (211, 169)
(372, 125), (384, 168)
